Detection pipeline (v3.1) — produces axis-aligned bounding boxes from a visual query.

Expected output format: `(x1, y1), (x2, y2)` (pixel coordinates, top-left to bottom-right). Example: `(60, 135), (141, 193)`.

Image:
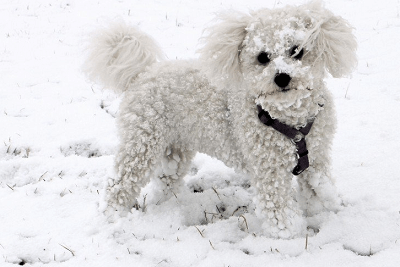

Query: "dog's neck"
(257, 105), (314, 175)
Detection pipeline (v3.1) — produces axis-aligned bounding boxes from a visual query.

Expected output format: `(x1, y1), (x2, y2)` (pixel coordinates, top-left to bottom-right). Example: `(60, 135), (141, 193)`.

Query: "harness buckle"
(292, 133), (304, 143)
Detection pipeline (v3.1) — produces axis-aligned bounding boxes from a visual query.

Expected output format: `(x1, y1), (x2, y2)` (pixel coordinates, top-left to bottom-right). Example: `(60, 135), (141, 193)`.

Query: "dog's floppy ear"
(198, 11), (251, 84)
(302, 1), (357, 78)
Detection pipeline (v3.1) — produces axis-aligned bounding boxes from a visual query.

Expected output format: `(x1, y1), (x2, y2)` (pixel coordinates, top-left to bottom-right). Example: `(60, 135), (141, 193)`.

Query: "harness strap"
(257, 105), (315, 176)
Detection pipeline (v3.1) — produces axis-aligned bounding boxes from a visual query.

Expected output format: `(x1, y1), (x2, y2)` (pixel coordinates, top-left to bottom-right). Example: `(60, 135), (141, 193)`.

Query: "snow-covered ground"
(1, 0), (400, 266)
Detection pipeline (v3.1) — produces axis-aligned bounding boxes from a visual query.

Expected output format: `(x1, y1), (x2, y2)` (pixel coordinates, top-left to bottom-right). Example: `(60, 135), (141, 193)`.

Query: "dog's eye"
(257, 52), (270, 65)
(290, 46), (304, 60)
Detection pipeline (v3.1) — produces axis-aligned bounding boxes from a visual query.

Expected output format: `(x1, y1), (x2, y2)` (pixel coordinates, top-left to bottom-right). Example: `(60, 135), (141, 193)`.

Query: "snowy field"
(1, 0), (400, 266)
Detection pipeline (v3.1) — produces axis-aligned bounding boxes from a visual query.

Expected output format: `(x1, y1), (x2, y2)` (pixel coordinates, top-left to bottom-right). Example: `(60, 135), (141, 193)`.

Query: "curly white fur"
(84, 1), (357, 239)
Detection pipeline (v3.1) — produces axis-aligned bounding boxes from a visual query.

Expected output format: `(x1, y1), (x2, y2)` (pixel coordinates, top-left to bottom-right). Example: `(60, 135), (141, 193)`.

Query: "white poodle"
(84, 1), (357, 238)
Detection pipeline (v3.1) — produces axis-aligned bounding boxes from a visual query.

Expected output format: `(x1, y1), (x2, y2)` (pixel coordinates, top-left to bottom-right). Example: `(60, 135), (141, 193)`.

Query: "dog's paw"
(102, 203), (130, 223)
(260, 209), (307, 239)
(300, 193), (343, 217)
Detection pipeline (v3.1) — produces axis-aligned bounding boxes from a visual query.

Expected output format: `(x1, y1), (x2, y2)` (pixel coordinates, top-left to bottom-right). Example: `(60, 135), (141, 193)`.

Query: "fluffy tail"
(83, 22), (165, 93)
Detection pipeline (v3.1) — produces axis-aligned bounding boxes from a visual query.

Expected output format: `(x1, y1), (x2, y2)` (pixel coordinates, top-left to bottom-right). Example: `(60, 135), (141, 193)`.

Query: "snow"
(1, 0), (400, 266)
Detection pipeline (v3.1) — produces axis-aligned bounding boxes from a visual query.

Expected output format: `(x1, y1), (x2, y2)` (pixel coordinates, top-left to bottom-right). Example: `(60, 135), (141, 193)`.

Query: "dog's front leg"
(296, 106), (341, 217)
(296, 152), (341, 217)
(253, 166), (306, 239)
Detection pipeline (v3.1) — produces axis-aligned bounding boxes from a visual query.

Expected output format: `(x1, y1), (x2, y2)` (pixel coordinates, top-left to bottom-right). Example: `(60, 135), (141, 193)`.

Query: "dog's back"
(120, 60), (237, 163)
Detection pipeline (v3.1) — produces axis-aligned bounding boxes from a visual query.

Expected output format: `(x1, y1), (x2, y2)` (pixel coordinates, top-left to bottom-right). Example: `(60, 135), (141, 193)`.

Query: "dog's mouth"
(278, 87), (312, 93)
(279, 88), (291, 93)
(256, 87), (316, 112)
(258, 87), (313, 101)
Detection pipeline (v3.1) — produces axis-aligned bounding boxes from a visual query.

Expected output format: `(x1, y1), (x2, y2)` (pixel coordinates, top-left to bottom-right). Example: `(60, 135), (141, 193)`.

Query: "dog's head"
(200, 1), (357, 118)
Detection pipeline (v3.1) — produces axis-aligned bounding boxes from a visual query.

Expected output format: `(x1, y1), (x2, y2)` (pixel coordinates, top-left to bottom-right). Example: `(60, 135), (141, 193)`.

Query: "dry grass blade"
(345, 82), (351, 99)
(203, 211), (209, 224)
(239, 215), (249, 232)
(59, 244), (75, 256)
(39, 171), (48, 181)
(231, 205), (247, 216)
(209, 240), (215, 250)
(305, 234), (308, 250)
(6, 184), (14, 191)
(231, 206), (241, 216)
(212, 187), (221, 200)
(142, 194), (147, 212)
(215, 205), (221, 214)
(194, 226), (204, 238)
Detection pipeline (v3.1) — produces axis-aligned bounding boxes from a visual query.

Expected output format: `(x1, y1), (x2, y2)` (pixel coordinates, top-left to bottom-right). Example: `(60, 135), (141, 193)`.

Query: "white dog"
(84, 1), (357, 238)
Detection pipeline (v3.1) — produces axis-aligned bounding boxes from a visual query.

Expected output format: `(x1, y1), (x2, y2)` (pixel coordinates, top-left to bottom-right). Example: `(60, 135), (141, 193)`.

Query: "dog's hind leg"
(105, 106), (169, 212)
(107, 143), (165, 212)
(152, 145), (196, 203)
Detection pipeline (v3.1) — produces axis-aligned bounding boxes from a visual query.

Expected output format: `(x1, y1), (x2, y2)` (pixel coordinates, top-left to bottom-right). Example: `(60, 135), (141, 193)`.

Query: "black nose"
(274, 73), (291, 89)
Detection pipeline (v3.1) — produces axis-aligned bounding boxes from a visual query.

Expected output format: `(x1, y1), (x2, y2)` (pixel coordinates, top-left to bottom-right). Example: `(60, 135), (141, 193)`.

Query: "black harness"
(257, 105), (315, 176)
